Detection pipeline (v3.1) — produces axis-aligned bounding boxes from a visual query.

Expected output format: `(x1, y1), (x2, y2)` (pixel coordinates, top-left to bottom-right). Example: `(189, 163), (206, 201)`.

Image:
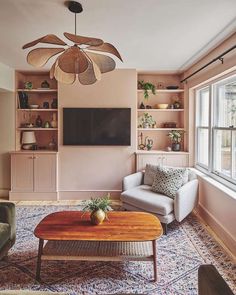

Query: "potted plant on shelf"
(167, 130), (184, 151)
(82, 194), (112, 225)
(138, 80), (156, 100)
(138, 113), (156, 128)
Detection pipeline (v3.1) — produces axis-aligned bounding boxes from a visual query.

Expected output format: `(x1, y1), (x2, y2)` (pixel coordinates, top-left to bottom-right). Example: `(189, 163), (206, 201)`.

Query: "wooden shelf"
(17, 89), (57, 93)
(17, 128), (58, 131)
(138, 128), (185, 131)
(17, 109), (58, 112)
(137, 109), (184, 112)
(137, 89), (184, 93)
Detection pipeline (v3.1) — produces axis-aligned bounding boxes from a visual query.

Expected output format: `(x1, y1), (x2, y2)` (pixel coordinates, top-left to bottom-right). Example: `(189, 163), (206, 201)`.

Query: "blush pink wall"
(58, 69), (137, 199)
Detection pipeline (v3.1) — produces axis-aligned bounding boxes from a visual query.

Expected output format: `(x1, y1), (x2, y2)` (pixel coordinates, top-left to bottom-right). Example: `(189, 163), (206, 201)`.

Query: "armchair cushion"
(151, 166), (188, 199)
(121, 185), (174, 215)
(144, 164), (159, 185)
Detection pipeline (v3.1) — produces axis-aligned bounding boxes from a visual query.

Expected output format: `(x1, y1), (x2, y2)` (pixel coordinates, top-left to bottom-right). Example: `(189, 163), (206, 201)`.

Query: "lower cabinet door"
(33, 154), (57, 192)
(163, 154), (189, 167)
(136, 154), (189, 171)
(11, 154), (34, 192)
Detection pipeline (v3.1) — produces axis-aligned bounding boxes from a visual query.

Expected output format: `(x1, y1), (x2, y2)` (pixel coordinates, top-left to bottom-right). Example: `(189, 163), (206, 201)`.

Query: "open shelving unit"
(15, 71), (58, 151)
(136, 73), (189, 169)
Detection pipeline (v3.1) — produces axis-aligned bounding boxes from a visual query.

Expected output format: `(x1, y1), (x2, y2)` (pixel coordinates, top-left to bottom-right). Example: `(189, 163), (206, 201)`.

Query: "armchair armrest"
(174, 179), (198, 222)
(0, 202), (16, 244)
(122, 172), (144, 191)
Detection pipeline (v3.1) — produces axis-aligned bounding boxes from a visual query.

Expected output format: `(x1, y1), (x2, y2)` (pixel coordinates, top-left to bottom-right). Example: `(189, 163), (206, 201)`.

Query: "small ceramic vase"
(35, 115), (43, 127)
(90, 209), (106, 225)
(50, 113), (57, 128)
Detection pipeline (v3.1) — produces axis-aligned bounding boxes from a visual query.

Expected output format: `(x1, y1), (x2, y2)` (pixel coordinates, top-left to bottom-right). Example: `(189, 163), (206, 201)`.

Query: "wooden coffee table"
(34, 211), (163, 282)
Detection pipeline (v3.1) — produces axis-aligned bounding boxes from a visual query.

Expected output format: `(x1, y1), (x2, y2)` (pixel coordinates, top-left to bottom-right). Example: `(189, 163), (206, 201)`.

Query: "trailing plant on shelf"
(167, 130), (185, 151)
(82, 194), (112, 225)
(138, 112), (156, 128)
(138, 80), (156, 99)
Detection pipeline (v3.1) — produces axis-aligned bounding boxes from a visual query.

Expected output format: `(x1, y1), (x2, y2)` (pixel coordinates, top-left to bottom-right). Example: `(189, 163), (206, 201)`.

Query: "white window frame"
(195, 73), (236, 191)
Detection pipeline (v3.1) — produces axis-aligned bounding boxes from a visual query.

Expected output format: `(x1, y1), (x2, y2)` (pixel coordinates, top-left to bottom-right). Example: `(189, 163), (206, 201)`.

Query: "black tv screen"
(63, 108), (131, 146)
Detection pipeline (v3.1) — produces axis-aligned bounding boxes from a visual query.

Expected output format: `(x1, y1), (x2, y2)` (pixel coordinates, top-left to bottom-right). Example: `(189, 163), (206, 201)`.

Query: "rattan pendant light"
(22, 1), (123, 85)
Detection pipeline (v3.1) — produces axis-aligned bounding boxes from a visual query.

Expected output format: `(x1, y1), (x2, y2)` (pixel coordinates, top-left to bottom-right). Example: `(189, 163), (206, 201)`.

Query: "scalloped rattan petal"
(78, 60), (101, 85)
(27, 48), (65, 67)
(85, 52), (115, 73)
(86, 43), (123, 61)
(58, 47), (88, 74)
(50, 60), (76, 84)
(22, 34), (67, 49)
(64, 32), (103, 46)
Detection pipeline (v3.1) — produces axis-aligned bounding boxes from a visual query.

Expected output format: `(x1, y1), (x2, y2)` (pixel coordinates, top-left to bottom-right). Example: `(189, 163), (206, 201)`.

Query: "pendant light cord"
(75, 13), (77, 35)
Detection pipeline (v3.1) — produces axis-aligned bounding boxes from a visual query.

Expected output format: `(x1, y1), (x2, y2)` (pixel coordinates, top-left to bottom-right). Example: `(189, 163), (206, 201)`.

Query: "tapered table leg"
(152, 239), (158, 282)
(36, 238), (44, 282)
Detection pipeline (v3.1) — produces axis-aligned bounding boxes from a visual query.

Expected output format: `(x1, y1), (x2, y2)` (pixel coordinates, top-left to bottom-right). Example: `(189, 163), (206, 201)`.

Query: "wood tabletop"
(34, 211), (163, 241)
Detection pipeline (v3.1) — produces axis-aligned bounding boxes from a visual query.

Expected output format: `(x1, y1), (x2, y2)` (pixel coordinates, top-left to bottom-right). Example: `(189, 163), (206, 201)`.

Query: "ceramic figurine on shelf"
(41, 80), (50, 88)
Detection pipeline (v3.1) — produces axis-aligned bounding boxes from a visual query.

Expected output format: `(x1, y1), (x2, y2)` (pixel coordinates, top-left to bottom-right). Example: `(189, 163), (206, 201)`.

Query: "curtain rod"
(181, 45), (236, 83)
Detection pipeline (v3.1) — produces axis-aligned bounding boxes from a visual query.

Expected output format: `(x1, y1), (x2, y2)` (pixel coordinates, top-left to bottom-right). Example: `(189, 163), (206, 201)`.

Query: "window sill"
(191, 167), (236, 200)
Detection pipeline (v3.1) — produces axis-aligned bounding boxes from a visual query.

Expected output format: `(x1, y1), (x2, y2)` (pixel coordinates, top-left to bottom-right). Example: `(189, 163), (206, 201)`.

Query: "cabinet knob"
(29, 156), (33, 159)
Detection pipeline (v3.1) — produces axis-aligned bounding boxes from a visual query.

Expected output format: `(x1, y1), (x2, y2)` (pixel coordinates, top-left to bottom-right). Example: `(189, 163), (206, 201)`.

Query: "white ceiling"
(0, 0), (235, 73)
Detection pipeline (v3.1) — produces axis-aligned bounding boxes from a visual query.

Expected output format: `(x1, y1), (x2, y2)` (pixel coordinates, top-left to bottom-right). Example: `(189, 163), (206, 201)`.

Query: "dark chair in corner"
(198, 264), (234, 295)
(0, 202), (16, 260)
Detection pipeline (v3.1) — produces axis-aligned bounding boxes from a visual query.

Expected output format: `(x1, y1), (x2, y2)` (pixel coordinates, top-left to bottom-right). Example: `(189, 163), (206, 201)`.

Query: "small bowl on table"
(156, 103), (169, 109)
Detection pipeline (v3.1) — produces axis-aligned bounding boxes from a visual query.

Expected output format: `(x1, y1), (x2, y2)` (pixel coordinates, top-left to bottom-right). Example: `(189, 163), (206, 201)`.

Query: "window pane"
(214, 77), (236, 127)
(196, 87), (209, 127)
(197, 128), (209, 166)
(213, 129), (231, 177)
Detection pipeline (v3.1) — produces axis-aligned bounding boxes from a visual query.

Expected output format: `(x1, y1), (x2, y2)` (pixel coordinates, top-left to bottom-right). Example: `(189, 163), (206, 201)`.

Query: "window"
(195, 74), (236, 189)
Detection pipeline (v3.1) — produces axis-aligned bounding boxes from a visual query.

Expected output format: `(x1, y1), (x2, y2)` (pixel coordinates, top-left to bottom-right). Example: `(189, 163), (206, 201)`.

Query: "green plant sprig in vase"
(138, 80), (156, 100)
(82, 194), (112, 225)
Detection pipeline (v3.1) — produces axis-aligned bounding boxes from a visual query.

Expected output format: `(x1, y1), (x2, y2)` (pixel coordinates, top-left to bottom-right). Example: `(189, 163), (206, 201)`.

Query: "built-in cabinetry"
(10, 71), (58, 201)
(136, 151), (189, 171)
(10, 152), (58, 200)
(136, 74), (189, 170)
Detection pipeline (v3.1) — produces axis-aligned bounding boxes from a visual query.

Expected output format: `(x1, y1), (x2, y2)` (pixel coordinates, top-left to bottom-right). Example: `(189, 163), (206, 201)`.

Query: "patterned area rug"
(0, 205), (235, 295)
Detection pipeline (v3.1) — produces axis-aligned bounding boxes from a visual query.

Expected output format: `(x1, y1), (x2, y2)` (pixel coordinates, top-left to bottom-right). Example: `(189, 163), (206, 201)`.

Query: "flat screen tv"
(63, 108), (131, 146)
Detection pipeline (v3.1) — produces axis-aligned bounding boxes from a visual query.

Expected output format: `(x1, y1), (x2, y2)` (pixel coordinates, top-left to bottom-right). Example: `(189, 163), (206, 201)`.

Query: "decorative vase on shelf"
(146, 139), (153, 151)
(143, 122), (149, 128)
(51, 98), (58, 109)
(35, 115), (43, 127)
(44, 121), (51, 128)
(48, 138), (57, 150)
(172, 143), (181, 151)
(50, 113), (57, 128)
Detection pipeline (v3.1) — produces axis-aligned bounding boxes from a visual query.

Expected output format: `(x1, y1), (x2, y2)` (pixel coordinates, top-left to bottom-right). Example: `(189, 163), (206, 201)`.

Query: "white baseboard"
(58, 190), (121, 200)
(197, 203), (236, 258)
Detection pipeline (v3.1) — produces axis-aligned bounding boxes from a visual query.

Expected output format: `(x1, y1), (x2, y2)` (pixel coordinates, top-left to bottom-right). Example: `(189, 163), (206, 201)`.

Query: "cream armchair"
(121, 169), (198, 234)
